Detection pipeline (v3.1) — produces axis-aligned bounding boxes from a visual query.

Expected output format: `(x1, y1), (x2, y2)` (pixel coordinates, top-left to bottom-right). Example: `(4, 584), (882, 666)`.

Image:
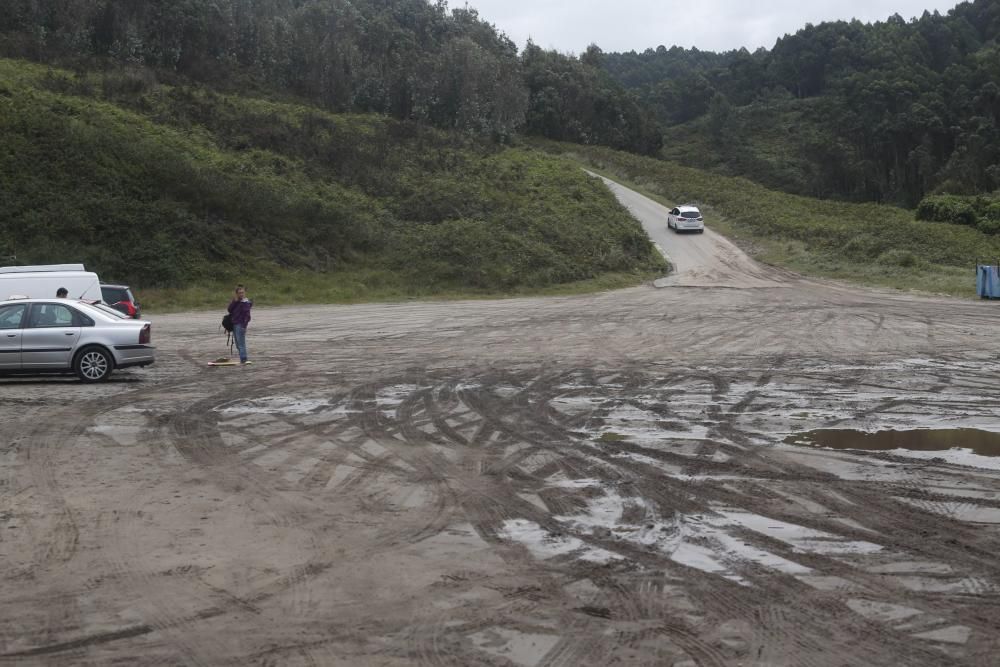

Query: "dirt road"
(590, 172), (786, 289)
(2, 178), (1000, 666)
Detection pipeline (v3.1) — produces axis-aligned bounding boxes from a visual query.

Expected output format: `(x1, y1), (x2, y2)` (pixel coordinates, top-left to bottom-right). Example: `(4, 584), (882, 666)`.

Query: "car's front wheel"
(75, 346), (114, 382)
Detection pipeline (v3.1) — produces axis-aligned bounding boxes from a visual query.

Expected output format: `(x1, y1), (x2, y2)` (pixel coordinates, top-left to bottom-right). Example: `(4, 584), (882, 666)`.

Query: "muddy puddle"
(784, 428), (1000, 457)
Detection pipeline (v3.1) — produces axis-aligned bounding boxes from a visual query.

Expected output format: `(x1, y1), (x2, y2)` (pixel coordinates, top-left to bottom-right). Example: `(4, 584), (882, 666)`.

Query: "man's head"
(56, 287), (68, 298)
(235, 284), (246, 300)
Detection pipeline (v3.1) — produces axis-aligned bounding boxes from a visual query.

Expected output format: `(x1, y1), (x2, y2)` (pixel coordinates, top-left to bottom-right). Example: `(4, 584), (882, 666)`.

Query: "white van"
(0, 264), (103, 301)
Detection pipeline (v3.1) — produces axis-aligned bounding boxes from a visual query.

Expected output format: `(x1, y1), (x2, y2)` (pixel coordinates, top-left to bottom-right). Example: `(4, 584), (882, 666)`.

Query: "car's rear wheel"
(75, 346), (114, 382)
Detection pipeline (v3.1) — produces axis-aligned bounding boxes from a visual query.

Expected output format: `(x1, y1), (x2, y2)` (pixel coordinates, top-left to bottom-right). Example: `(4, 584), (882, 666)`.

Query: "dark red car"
(100, 284), (141, 319)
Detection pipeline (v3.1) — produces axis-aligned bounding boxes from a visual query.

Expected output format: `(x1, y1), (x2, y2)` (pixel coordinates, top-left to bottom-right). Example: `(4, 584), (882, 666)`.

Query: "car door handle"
(5, 333), (15, 337)
(65, 332), (77, 336)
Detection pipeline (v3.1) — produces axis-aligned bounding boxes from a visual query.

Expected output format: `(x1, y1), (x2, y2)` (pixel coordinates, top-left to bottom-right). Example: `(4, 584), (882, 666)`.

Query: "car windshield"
(681, 211), (702, 218)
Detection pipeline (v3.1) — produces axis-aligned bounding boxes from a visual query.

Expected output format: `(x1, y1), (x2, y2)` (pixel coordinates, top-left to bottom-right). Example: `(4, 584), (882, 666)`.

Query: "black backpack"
(220, 313), (235, 356)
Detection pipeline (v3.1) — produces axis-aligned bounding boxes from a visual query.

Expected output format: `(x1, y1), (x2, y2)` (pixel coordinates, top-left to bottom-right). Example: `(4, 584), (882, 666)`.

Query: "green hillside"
(4, 1), (1000, 306)
(0, 58), (666, 304)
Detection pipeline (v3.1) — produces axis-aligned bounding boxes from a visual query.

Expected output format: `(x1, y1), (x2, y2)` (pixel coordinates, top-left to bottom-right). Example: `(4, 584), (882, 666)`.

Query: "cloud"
(464, 0), (959, 54)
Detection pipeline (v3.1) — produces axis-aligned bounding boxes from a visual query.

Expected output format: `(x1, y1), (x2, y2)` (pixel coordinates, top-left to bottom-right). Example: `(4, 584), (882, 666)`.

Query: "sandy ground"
(2, 178), (1000, 666)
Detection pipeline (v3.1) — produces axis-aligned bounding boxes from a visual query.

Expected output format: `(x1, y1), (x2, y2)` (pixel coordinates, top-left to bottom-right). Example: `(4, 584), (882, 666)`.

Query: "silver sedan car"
(0, 298), (155, 382)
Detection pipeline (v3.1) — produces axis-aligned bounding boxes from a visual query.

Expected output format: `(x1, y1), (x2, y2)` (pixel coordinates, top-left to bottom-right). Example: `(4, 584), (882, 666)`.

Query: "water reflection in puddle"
(784, 429), (1000, 457)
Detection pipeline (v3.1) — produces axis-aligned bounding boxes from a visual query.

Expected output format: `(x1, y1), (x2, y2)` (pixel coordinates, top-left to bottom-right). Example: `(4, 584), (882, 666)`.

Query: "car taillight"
(139, 324), (151, 344)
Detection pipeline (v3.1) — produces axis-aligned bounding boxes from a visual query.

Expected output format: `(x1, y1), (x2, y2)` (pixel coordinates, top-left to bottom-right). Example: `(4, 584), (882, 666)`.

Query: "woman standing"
(227, 284), (253, 364)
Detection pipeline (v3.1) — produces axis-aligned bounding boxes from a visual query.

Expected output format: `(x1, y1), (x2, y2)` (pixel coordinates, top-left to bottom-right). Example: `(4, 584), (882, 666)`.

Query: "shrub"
(915, 195), (977, 226)
(877, 249), (919, 268)
(977, 218), (1000, 236)
(841, 234), (887, 260)
(916, 193), (1000, 234)
(985, 202), (1000, 221)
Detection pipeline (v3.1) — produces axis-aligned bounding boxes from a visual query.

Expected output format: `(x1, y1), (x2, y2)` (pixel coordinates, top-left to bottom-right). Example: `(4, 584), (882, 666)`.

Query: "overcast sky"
(462, 0), (961, 54)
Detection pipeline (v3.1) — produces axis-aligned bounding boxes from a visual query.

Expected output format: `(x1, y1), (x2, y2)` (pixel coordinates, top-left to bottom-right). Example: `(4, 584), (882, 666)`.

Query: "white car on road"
(667, 205), (705, 233)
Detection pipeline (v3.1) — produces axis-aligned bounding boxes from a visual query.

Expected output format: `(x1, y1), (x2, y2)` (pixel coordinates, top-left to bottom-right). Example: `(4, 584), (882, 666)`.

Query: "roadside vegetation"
(916, 194), (1000, 235)
(545, 141), (1000, 297)
(0, 58), (666, 307)
(137, 270), (658, 313)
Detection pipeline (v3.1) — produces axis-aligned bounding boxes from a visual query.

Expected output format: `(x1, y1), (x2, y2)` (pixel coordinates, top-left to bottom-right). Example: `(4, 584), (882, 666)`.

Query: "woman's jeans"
(233, 324), (248, 362)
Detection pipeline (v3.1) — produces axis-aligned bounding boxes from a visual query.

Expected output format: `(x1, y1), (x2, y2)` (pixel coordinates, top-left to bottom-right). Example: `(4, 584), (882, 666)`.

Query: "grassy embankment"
(543, 142), (1000, 298)
(0, 58), (666, 312)
(659, 99), (830, 199)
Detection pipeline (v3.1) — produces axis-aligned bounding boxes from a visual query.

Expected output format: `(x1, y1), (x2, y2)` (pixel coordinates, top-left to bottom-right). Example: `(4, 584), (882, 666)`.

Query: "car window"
(670, 208), (679, 215)
(682, 211), (702, 218)
(102, 287), (128, 303)
(0, 304), (26, 330)
(27, 303), (76, 328)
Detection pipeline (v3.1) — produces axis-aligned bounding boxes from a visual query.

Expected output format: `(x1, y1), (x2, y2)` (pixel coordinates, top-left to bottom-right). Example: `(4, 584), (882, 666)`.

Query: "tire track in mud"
(347, 379), (463, 549)
(7, 354), (1000, 665)
(387, 373), (568, 537)
(84, 363), (463, 665)
(795, 451), (1000, 575)
(364, 369), (658, 664)
(403, 615), (491, 667)
(0, 370), (211, 664)
(375, 368), (748, 664)
(600, 575), (766, 667)
(9, 379), (172, 568)
(378, 366), (1000, 665)
(17, 406), (85, 567)
(718, 459), (1000, 652)
(402, 570), (613, 667)
(692, 360), (996, 596)
(33, 358), (325, 665)
(744, 477), (999, 656)
(115, 360), (349, 665)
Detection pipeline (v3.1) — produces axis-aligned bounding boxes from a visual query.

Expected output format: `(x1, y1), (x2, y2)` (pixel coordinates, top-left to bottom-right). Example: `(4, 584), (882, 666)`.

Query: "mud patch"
(785, 428), (1000, 470)
(786, 428), (1000, 456)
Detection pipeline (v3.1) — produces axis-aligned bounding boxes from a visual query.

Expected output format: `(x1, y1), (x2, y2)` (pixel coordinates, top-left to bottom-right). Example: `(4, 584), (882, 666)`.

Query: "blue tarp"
(976, 265), (1000, 298)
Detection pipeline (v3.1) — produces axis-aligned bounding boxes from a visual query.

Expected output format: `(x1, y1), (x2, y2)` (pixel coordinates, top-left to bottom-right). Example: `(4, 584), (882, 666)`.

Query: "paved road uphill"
(2, 177), (999, 666)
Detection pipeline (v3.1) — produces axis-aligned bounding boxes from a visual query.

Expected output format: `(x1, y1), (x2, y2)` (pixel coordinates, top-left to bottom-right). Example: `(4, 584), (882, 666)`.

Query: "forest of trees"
(602, 0), (1000, 206)
(0, 0), (660, 154)
(2, 0), (999, 207)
